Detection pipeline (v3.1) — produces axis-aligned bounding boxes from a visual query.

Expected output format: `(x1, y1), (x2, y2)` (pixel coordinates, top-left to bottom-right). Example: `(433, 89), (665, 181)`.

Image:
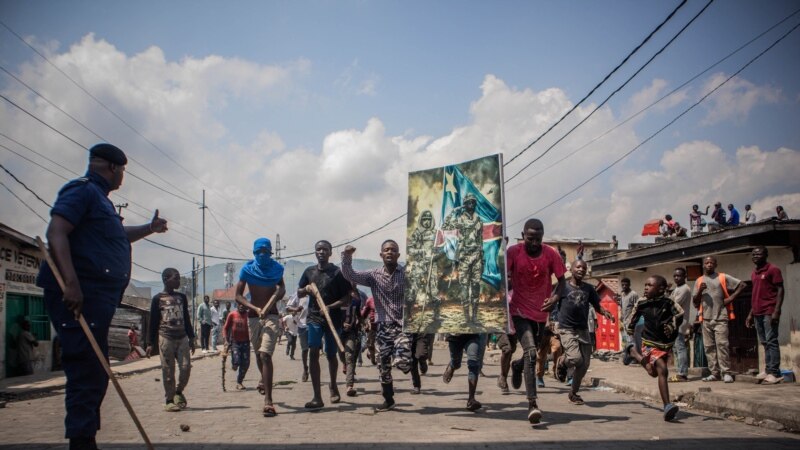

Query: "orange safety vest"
(695, 274), (735, 321)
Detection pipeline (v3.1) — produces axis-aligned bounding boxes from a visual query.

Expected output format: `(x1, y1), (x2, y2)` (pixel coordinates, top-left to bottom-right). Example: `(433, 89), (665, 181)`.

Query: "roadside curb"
(591, 376), (798, 432)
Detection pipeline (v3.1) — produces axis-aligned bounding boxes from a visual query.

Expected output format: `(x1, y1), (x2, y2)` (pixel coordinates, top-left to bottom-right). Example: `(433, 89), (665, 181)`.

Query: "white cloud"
(622, 78), (688, 118)
(1, 37), (797, 280)
(700, 73), (781, 125)
(334, 59), (379, 97)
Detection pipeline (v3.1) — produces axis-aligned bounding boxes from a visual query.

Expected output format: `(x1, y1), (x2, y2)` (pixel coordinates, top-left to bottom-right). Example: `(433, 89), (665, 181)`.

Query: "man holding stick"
(234, 237), (286, 417)
(36, 143), (167, 450)
(297, 240), (351, 409)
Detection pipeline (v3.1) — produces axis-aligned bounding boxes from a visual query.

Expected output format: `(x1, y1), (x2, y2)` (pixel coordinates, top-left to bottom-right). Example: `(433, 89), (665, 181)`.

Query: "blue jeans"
(754, 315), (781, 377)
(673, 333), (689, 377)
(231, 340), (251, 384)
(448, 334), (487, 381)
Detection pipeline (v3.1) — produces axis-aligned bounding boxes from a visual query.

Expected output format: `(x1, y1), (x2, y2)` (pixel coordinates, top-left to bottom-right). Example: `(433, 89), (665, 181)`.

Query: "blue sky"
(1, 0), (799, 279)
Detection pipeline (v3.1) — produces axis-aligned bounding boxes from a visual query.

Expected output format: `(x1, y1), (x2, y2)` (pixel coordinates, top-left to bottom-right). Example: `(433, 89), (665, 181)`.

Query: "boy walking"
(343, 285), (366, 396)
(223, 303), (251, 390)
(297, 240), (352, 409)
(546, 260), (614, 406)
(146, 268), (195, 412)
(625, 275), (685, 421)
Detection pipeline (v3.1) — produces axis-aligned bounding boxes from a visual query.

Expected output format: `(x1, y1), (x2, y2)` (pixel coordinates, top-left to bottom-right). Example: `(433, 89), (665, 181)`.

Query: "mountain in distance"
(131, 258), (384, 295)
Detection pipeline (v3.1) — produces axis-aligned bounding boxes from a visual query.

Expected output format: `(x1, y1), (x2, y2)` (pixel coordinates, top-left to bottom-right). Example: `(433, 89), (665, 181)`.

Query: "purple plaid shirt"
(341, 252), (405, 325)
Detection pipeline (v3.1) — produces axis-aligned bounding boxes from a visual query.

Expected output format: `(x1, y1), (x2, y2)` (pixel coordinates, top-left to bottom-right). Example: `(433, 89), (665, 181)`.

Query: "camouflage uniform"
(407, 210), (440, 325)
(443, 194), (484, 324)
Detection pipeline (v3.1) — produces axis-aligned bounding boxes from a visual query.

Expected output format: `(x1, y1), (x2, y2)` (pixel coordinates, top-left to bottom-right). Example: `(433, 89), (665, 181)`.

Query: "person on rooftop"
(727, 204), (740, 226)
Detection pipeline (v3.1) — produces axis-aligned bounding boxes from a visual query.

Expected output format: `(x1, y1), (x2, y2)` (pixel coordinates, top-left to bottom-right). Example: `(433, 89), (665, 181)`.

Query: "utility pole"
(114, 202), (128, 216)
(275, 233), (286, 264)
(191, 256), (197, 333)
(200, 190), (207, 302)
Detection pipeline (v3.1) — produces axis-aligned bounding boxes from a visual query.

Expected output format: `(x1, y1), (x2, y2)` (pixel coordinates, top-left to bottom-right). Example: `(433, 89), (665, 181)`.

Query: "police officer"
(36, 143), (168, 450)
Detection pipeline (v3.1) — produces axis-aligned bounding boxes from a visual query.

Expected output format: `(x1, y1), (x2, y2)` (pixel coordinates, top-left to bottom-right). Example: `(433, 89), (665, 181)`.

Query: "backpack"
(694, 273), (735, 321)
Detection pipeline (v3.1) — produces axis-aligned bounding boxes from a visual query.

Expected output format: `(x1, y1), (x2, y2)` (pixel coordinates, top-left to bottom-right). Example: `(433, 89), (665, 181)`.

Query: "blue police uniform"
(37, 171), (131, 440)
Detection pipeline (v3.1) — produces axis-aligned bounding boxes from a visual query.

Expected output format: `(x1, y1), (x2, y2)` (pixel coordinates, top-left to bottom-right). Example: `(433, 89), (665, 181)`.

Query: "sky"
(1, 0), (799, 282)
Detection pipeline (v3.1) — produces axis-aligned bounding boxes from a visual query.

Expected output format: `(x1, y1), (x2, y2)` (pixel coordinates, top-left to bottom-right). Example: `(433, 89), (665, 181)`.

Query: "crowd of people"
(682, 203), (790, 236)
(34, 143), (790, 450)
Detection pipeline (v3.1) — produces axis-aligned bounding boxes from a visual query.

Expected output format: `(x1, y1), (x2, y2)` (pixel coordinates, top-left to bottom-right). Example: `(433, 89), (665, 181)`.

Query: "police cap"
(89, 143), (128, 165)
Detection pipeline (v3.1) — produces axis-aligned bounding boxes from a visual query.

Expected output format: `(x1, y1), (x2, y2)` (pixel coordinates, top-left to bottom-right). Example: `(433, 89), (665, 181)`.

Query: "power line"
(0, 19), (274, 236)
(503, 0), (689, 167)
(506, 5), (800, 193)
(0, 93), (198, 204)
(207, 206), (247, 257)
(0, 135), (239, 252)
(505, 0), (714, 183)
(510, 18), (800, 227)
(0, 65), (198, 202)
(133, 262), (162, 275)
(0, 179), (48, 223)
(0, 162), (52, 207)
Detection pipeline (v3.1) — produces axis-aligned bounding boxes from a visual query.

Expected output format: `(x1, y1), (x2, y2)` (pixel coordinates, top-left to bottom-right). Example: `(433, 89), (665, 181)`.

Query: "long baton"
(307, 283), (346, 353)
(36, 237), (154, 450)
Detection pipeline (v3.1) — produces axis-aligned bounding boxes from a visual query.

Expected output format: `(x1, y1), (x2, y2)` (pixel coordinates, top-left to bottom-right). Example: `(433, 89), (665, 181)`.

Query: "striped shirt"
(341, 252), (405, 325)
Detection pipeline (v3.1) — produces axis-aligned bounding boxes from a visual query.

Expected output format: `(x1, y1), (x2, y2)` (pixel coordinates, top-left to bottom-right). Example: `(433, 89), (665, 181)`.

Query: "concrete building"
(588, 219), (800, 376)
(0, 223), (53, 379)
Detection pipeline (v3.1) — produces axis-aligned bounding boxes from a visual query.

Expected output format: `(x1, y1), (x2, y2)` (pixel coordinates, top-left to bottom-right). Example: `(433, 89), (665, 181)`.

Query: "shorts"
(248, 314), (280, 356)
(641, 344), (669, 364)
(307, 321), (342, 359)
(298, 326), (309, 351)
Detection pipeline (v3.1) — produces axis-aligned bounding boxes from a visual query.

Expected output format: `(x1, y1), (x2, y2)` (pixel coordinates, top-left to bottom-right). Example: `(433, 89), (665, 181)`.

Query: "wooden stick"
(36, 237), (154, 450)
(236, 293), (280, 320)
(307, 283), (346, 353)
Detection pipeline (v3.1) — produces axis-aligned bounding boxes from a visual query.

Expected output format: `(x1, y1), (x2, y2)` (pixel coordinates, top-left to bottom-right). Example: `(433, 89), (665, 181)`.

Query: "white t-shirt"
(210, 305), (220, 326)
(286, 293), (309, 328)
(283, 314), (298, 336)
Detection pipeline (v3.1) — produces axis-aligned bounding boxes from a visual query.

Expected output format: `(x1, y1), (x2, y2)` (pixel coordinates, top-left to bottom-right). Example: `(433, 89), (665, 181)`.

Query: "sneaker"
(756, 372), (768, 381)
(555, 356), (568, 383)
(527, 401), (542, 424)
(536, 377), (545, 388)
(164, 402), (181, 412)
(410, 386), (421, 395)
(566, 377), (573, 387)
(702, 374), (719, 382)
(568, 392), (584, 405)
(763, 374), (783, 385)
(723, 374), (734, 383)
(511, 359), (524, 389)
(497, 376), (510, 394)
(466, 399), (482, 412)
(173, 393), (187, 409)
(622, 344), (633, 366)
(375, 399), (395, 412)
(663, 403), (679, 421)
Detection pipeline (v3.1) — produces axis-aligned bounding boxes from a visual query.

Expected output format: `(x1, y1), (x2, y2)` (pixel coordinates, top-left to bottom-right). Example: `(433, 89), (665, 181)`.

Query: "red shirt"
(223, 311), (250, 343)
(507, 243), (566, 322)
(751, 263), (783, 316)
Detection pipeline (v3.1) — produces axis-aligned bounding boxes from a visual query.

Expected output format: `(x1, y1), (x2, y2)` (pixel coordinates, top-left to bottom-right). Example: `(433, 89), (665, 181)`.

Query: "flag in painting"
(437, 165), (503, 288)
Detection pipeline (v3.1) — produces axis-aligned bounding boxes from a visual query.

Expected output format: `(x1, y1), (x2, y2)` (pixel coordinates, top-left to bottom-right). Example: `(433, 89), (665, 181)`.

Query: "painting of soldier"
(405, 154), (508, 334)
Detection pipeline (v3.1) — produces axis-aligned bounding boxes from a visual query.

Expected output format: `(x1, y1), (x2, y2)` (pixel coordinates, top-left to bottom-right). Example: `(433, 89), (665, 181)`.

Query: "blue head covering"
(239, 237), (284, 287)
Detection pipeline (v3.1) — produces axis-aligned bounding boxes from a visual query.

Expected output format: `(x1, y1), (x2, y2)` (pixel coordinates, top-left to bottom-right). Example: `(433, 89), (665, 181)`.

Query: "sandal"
(262, 405), (277, 417)
(466, 399), (482, 412)
(669, 375), (688, 382)
(304, 399), (324, 410)
(257, 383), (265, 395)
(568, 392), (585, 405)
(442, 363), (455, 384)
